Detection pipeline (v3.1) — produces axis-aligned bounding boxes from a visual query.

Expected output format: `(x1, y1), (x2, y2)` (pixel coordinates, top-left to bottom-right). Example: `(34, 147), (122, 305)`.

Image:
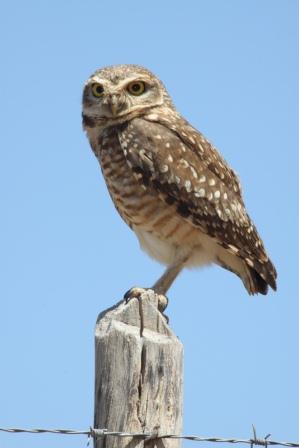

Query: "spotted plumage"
(82, 64), (277, 296)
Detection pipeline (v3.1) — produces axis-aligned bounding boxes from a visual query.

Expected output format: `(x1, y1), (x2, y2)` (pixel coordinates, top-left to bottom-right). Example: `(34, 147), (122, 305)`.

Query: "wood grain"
(94, 290), (183, 448)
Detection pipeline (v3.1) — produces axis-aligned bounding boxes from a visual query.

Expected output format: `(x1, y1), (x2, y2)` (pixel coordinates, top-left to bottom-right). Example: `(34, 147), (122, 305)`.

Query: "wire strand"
(0, 426), (299, 447)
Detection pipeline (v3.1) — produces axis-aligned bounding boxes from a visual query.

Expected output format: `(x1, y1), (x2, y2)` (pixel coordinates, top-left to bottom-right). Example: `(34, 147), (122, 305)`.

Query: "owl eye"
(127, 81), (146, 96)
(91, 83), (104, 97)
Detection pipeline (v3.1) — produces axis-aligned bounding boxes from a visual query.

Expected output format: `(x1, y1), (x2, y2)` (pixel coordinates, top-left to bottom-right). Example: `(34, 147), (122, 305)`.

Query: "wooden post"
(94, 289), (183, 448)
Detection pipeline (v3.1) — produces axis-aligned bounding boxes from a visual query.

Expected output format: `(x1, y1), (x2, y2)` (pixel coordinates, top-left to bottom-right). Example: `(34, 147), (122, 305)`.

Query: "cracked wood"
(94, 290), (183, 448)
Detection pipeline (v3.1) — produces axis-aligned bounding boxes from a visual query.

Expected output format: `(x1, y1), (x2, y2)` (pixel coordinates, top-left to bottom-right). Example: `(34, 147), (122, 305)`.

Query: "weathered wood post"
(94, 289), (183, 448)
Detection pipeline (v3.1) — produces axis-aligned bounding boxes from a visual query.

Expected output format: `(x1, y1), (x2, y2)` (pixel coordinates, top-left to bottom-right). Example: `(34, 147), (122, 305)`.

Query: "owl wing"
(117, 116), (277, 292)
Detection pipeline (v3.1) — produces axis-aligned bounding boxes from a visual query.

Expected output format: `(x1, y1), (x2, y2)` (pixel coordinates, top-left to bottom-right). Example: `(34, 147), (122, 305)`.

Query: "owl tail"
(216, 251), (277, 295)
(244, 257), (277, 295)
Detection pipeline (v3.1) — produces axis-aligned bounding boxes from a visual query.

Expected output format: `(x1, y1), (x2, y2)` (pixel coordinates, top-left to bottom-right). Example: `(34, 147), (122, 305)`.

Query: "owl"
(82, 64), (277, 298)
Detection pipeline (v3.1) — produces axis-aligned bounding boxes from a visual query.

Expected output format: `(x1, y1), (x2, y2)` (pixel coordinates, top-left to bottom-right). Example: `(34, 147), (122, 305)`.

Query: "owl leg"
(124, 255), (189, 318)
(152, 255), (189, 296)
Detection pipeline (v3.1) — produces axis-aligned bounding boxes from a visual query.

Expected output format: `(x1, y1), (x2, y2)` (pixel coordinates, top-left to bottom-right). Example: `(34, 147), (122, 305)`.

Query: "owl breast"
(93, 123), (217, 267)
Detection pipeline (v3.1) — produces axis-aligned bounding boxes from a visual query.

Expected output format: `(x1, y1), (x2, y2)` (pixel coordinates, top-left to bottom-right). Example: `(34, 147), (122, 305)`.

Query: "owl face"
(82, 64), (171, 123)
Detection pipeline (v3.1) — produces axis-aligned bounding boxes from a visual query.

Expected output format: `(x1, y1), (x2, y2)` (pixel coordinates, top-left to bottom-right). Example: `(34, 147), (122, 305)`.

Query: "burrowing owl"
(82, 64), (277, 296)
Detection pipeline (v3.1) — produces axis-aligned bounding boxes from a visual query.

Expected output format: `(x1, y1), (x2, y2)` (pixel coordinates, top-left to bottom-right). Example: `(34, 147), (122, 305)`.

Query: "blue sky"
(1, 1), (298, 447)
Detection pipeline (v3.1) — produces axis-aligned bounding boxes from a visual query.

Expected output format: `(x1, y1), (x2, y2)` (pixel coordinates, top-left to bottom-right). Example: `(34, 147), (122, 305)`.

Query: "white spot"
(189, 136), (196, 144)
(160, 164), (169, 173)
(199, 175), (206, 183)
(167, 155), (173, 163)
(185, 180), (192, 192)
(246, 257), (254, 267)
(190, 166), (198, 179)
(209, 178), (216, 186)
(207, 192), (213, 201)
(175, 176), (181, 184)
(156, 135), (162, 139)
(214, 190), (220, 199)
(223, 192), (228, 200)
(198, 143), (205, 153)
(194, 188), (205, 198)
(225, 208), (231, 216)
(179, 159), (189, 168)
(179, 142), (186, 152)
(166, 142), (171, 148)
(228, 244), (239, 253)
(216, 208), (223, 219)
(147, 114), (158, 120)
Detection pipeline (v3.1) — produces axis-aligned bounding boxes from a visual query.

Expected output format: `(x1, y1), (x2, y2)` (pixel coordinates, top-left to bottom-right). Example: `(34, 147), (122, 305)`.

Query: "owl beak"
(109, 94), (122, 117)
(110, 103), (118, 116)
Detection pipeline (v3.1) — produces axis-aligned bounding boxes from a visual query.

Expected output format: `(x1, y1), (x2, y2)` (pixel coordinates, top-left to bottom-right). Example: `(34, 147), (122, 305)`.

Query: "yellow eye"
(127, 81), (145, 96)
(91, 83), (104, 97)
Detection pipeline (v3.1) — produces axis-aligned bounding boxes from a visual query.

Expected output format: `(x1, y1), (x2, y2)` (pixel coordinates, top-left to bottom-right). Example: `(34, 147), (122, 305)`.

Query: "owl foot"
(123, 287), (169, 322)
(124, 286), (148, 302)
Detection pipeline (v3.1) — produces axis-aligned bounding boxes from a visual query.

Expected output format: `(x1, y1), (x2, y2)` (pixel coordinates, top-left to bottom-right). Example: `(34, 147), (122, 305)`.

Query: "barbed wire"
(0, 425), (299, 447)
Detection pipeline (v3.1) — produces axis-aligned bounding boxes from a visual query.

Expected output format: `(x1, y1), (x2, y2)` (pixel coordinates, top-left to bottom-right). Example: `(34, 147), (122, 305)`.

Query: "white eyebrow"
(86, 74), (153, 88)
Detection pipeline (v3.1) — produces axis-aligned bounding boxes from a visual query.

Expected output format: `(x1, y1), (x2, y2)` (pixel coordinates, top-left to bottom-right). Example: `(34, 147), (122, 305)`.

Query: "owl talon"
(124, 287), (149, 303)
(123, 287), (169, 314)
(162, 312), (169, 324)
(156, 294), (168, 312)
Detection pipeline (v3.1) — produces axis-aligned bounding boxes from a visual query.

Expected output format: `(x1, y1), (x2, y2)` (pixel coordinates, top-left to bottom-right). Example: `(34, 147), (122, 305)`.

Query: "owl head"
(82, 64), (172, 124)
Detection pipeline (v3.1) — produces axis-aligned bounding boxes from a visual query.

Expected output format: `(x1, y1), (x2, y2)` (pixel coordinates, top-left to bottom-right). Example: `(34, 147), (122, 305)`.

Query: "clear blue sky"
(1, 1), (298, 447)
